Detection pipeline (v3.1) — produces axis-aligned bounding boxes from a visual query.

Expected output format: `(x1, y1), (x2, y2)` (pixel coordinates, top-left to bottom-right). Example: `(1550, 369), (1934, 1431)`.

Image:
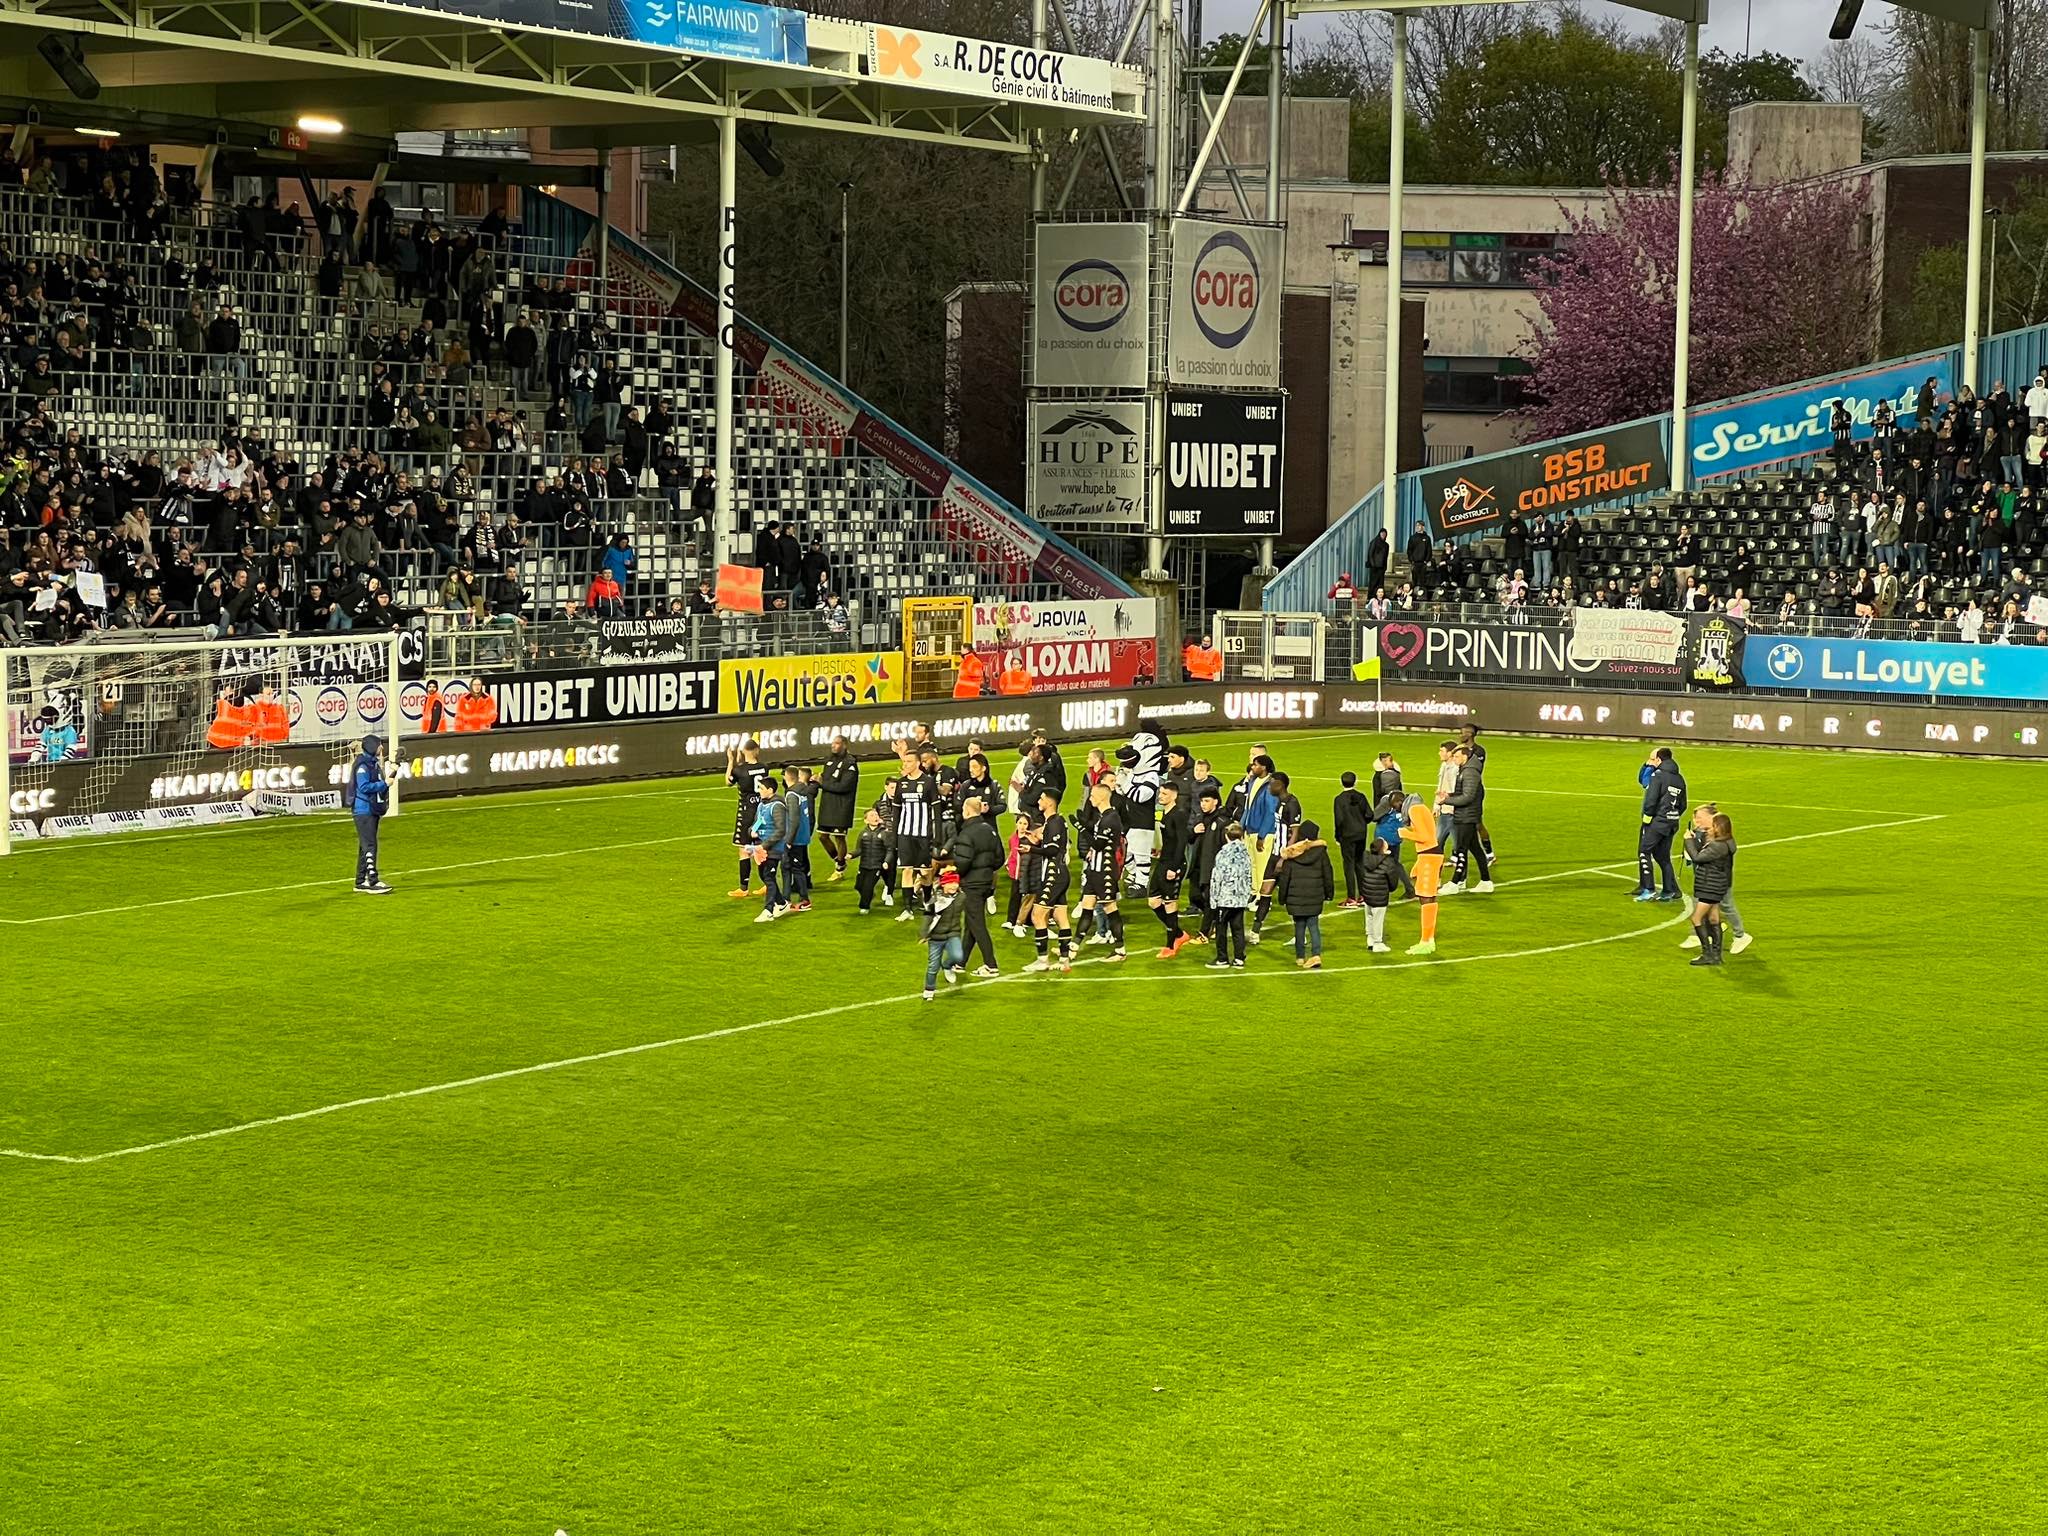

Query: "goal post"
(2, 631), (403, 856)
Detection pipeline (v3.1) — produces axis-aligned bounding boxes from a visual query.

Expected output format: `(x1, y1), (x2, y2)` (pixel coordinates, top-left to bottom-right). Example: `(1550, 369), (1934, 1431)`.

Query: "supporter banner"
(5, 653), (91, 766)
(1029, 401), (1146, 527)
(1168, 220), (1283, 388)
(465, 0), (809, 62)
(1421, 422), (1667, 542)
(972, 598), (1156, 647)
(1031, 223), (1149, 390)
(598, 615), (696, 663)
(754, 347), (859, 449)
(1687, 615), (1747, 691)
(866, 26), (1143, 112)
(1749, 634), (2048, 700)
(1163, 390), (1284, 537)
(1689, 351), (1952, 482)
(479, 662), (720, 726)
(1367, 620), (1685, 687)
(1568, 607), (1688, 668)
(853, 410), (951, 496)
(719, 652), (904, 714)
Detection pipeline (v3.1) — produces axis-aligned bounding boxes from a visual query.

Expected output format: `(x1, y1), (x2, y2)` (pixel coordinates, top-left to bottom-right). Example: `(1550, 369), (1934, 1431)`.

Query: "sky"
(1200, 0), (1837, 71)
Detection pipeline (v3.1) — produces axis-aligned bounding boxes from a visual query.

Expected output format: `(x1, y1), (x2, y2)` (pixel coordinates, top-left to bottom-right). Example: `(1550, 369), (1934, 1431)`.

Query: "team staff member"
(946, 794), (1005, 977)
(815, 735), (860, 878)
(1022, 787), (1074, 975)
(1185, 785), (1226, 947)
(350, 732), (392, 894)
(1635, 747), (1688, 902)
(1332, 772), (1374, 907)
(1456, 725), (1496, 862)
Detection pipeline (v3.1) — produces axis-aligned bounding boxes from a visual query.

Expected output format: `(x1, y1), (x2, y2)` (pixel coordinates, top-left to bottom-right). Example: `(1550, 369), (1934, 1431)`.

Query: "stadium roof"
(0, 0), (1146, 155)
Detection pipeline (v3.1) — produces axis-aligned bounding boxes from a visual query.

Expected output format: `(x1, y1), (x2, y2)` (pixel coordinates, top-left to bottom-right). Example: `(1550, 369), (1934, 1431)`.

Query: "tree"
(1516, 171), (1874, 441)
(1894, 179), (2048, 355)
(1697, 48), (1819, 168)
(1805, 35), (1888, 155)
(1872, 1), (2048, 153)
(1425, 14), (1685, 186)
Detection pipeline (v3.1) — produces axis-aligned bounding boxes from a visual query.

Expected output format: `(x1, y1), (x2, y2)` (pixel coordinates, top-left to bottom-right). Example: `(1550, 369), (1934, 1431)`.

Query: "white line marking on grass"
(1481, 813), (1945, 892)
(6, 784), (729, 854)
(2, 812), (1941, 1166)
(0, 832), (729, 926)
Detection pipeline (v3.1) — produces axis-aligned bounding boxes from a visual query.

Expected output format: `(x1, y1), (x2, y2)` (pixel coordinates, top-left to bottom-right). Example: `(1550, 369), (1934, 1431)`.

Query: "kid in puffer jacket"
(1356, 837), (1414, 953)
(1205, 824), (1255, 970)
(1273, 817), (1336, 969)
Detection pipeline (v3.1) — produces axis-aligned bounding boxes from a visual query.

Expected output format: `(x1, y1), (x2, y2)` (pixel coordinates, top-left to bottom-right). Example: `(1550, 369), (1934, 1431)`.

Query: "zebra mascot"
(1114, 717), (1170, 890)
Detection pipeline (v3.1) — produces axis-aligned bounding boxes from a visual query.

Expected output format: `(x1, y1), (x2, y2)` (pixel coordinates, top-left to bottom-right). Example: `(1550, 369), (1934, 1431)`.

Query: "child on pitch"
(1022, 787), (1075, 975)
(1273, 818), (1335, 969)
(853, 807), (888, 915)
(782, 769), (815, 912)
(750, 774), (789, 922)
(1398, 793), (1445, 955)
(1356, 836), (1414, 954)
(1147, 780), (1192, 958)
(1681, 802), (1754, 954)
(1686, 812), (1737, 967)
(921, 867), (967, 1000)
(1005, 804), (1038, 937)
(1205, 823), (1255, 971)
(1077, 779), (1128, 961)
(873, 776), (902, 907)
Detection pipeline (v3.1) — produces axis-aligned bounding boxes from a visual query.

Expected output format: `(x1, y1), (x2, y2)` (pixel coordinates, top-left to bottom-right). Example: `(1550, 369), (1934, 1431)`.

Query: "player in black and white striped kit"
(1077, 779), (1127, 962)
(894, 758), (938, 922)
(1022, 786), (1074, 974)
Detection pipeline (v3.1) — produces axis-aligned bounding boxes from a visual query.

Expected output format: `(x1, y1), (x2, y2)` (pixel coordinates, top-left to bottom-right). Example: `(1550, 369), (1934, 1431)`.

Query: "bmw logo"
(1766, 642), (1804, 681)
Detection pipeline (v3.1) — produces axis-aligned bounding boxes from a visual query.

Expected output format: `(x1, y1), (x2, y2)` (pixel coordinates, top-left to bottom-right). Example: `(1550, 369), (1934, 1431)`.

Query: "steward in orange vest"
(953, 651), (986, 699)
(206, 692), (255, 750)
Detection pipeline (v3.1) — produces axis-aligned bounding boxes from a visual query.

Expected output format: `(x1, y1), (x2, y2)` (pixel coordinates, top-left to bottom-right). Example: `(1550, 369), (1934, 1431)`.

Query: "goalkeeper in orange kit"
(1398, 793), (1444, 956)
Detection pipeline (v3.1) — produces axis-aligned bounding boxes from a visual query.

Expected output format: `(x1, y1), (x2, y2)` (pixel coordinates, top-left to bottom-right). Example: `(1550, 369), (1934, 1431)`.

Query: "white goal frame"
(1, 631), (402, 857)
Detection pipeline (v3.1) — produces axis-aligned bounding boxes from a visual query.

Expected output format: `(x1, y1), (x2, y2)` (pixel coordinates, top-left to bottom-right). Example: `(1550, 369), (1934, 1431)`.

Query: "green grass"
(4, 731), (2045, 1534)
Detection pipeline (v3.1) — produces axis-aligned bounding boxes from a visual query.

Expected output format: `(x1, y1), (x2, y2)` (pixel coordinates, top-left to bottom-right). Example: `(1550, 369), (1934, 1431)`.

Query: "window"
(1423, 357), (1534, 414)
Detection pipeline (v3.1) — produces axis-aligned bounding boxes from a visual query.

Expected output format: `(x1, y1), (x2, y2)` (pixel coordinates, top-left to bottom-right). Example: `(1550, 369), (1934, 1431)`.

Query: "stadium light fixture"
(295, 114), (345, 136)
(1828, 0), (1865, 39)
(74, 127), (123, 138)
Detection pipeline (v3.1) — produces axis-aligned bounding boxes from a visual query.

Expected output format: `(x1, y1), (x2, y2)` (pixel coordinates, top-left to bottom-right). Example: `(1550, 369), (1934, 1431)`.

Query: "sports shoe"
(828, 866), (844, 882)
(1206, 959), (1231, 970)
(1185, 932), (1209, 946)
(1058, 958), (1071, 974)
(728, 888), (753, 899)
(1023, 958), (1052, 974)
(1103, 949), (1126, 964)
(1680, 933), (1701, 949)
(1688, 954), (1716, 968)
(1406, 940), (1436, 956)
(1440, 882), (1464, 896)
(1731, 932), (1754, 955)
(1303, 956), (1322, 969)
(896, 909), (916, 922)
(792, 900), (812, 912)
(1657, 891), (1684, 903)
(1009, 923), (1029, 938)
(1246, 929), (1262, 946)
(856, 907), (871, 916)
(922, 989), (935, 1001)
(1230, 959), (1244, 969)
(1084, 932), (1112, 946)
(986, 897), (997, 914)
(1166, 932), (1188, 956)
(354, 883), (391, 896)
(882, 891), (895, 907)
(1473, 881), (1495, 894)
(944, 967), (961, 985)
(974, 965), (1000, 978)
(1369, 942), (1392, 954)
(753, 908), (777, 923)
(1632, 889), (1660, 903)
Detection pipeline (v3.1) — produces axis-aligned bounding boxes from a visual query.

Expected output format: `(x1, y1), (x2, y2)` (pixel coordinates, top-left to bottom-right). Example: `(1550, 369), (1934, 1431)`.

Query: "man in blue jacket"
(351, 732), (393, 894)
(1634, 747), (1686, 903)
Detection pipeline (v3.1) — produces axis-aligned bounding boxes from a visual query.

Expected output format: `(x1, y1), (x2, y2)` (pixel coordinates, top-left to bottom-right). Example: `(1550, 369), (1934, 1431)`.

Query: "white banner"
(1567, 608), (1690, 667)
(1028, 400), (1146, 526)
(1031, 222), (1149, 390)
(1167, 220), (1283, 388)
(972, 597), (1155, 647)
(866, 27), (1143, 115)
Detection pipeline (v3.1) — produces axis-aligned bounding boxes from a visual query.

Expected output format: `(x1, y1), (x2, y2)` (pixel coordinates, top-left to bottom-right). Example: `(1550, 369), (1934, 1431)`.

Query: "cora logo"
(1189, 229), (1260, 349)
(1054, 259), (1130, 334)
(287, 691), (304, 728)
(357, 685), (388, 725)
(315, 686), (351, 726)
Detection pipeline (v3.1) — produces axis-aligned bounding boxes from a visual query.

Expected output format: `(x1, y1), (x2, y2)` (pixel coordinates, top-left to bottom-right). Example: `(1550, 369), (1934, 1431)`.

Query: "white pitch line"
(1479, 813), (1946, 892)
(0, 811), (1941, 1167)
(0, 831), (728, 926)
(5, 783), (729, 854)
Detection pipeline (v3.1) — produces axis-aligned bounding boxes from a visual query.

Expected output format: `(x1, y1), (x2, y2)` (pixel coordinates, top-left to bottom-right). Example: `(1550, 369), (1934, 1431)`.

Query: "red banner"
(969, 637), (1158, 695)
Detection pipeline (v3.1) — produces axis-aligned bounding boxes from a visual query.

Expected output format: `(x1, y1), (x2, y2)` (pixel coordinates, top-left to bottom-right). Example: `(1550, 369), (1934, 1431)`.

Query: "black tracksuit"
(1332, 787), (1373, 901)
(948, 816), (1005, 969)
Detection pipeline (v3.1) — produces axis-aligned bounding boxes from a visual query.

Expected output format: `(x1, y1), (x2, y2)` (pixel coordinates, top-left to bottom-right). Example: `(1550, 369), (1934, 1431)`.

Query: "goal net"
(3, 633), (402, 854)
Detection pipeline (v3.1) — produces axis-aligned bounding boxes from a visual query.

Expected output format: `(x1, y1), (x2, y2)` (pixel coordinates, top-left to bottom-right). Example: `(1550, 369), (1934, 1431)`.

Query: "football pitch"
(4, 730), (2044, 1533)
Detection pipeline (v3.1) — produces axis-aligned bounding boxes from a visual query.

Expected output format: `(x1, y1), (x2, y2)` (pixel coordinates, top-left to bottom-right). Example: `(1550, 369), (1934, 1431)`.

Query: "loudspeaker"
(737, 123), (784, 179)
(36, 34), (100, 101)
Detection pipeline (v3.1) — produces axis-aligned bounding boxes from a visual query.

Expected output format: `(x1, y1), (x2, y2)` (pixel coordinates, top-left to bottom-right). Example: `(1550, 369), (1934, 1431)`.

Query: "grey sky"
(1200, 0), (1835, 68)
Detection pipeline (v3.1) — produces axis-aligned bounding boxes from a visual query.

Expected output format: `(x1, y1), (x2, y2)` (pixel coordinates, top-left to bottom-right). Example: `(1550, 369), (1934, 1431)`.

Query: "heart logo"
(1380, 622), (1425, 668)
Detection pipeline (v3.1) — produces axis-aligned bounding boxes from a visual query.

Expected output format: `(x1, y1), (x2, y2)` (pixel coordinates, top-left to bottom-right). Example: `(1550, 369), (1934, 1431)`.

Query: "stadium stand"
(0, 146), (1125, 654)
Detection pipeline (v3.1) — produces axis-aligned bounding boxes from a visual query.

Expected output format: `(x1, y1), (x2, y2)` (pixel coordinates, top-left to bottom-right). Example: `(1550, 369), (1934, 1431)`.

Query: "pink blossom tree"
(1516, 170), (1874, 442)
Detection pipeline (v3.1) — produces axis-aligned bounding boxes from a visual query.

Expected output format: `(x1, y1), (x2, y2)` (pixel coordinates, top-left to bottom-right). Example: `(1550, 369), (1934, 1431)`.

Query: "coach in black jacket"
(948, 796), (1005, 975)
(1332, 773), (1374, 904)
